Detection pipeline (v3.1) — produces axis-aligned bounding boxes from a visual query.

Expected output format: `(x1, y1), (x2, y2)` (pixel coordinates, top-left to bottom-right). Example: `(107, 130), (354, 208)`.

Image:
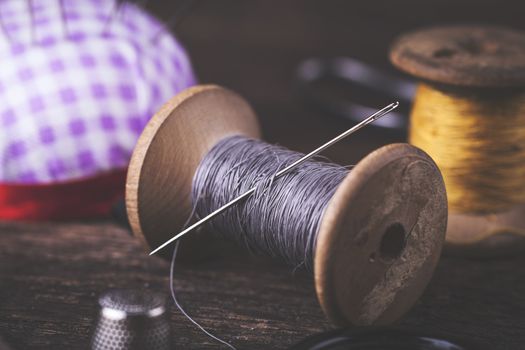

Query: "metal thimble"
(91, 289), (171, 350)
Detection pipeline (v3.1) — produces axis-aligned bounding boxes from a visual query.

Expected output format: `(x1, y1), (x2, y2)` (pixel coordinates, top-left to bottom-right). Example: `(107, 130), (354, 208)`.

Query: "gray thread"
(170, 242), (237, 350)
(170, 196), (237, 349)
(192, 135), (349, 270)
(171, 135), (350, 349)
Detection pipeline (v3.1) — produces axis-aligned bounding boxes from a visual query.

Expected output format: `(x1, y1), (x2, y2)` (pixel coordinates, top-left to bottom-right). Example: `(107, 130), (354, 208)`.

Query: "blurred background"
(148, 0), (525, 163)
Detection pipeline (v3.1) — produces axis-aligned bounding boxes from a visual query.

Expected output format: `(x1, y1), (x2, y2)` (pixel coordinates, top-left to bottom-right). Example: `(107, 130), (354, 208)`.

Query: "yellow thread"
(409, 83), (525, 214)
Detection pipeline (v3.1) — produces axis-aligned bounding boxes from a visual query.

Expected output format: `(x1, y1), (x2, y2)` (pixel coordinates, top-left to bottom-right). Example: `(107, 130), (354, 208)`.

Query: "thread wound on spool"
(410, 83), (525, 214)
(191, 135), (349, 270)
(127, 85), (448, 326)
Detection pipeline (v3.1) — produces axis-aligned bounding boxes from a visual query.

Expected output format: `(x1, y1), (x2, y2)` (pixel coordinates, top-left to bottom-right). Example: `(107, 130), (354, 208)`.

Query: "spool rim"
(126, 85), (261, 258)
(390, 25), (525, 87)
(315, 143), (447, 326)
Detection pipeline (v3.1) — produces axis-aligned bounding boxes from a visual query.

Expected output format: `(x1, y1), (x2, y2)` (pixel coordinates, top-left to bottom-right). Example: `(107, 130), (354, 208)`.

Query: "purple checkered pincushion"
(0, 0), (196, 184)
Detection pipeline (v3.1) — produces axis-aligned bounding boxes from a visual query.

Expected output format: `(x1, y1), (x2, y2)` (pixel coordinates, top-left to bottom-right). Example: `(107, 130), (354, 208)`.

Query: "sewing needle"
(150, 101), (399, 255)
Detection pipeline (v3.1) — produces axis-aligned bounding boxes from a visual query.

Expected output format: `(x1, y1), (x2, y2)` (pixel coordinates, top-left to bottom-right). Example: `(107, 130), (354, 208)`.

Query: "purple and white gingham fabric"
(0, 0), (196, 183)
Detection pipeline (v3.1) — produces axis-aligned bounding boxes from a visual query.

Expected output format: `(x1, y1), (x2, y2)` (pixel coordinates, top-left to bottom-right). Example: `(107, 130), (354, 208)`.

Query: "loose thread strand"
(171, 135), (351, 348)
(170, 203), (237, 350)
(170, 242), (237, 350)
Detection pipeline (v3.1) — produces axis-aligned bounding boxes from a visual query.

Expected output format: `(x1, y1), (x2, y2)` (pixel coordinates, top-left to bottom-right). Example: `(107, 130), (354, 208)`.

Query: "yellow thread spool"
(391, 26), (525, 256)
(411, 84), (525, 213)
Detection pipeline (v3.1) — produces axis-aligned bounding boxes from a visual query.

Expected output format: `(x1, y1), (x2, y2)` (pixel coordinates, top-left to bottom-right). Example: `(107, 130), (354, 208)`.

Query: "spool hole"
(433, 48), (456, 58)
(379, 223), (406, 261)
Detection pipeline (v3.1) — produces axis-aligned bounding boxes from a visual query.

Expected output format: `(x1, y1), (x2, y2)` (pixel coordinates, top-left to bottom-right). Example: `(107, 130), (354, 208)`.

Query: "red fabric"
(0, 169), (127, 221)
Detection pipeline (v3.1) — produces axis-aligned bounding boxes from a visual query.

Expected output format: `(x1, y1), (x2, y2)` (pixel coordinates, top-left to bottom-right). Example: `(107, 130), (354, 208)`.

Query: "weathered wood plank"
(1, 221), (525, 349)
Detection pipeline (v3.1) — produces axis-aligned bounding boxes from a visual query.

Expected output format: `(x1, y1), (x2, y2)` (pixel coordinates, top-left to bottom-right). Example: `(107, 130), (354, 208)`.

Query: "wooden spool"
(390, 25), (525, 256)
(126, 85), (447, 326)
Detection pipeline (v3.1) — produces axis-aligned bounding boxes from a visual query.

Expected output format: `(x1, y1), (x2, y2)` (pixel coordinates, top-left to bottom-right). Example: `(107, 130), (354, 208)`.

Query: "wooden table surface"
(1, 1), (525, 349)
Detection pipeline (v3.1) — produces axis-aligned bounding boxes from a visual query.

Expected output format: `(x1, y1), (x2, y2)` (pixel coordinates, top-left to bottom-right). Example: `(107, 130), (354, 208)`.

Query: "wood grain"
(315, 143), (446, 326)
(390, 26), (525, 87)
(1, 221), (524, 349)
